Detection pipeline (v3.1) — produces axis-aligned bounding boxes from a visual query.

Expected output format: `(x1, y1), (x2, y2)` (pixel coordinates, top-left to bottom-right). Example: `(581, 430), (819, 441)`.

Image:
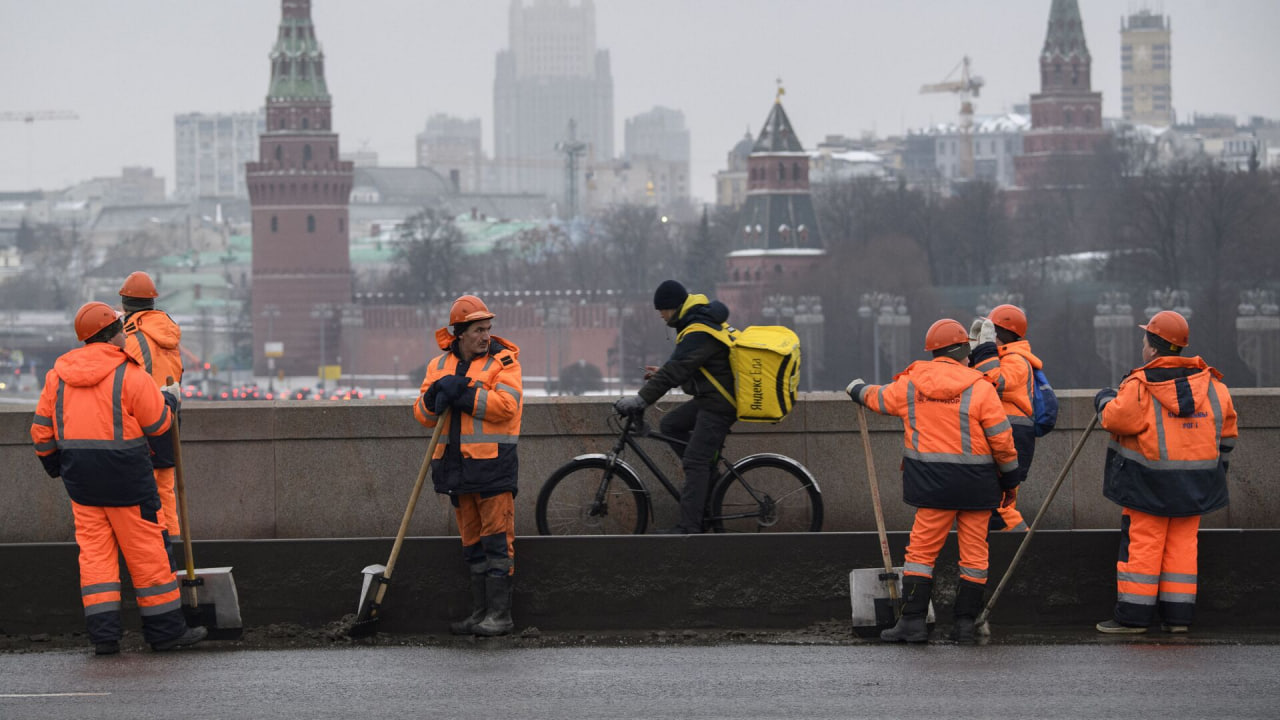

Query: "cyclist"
(614, 280), (735, 534)
(846, 318), (1018, 644)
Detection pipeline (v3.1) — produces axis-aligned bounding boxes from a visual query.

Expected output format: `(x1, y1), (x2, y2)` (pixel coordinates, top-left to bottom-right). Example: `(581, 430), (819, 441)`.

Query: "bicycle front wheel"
(535, 457), (649, 535)
(708, 455), (823, 533)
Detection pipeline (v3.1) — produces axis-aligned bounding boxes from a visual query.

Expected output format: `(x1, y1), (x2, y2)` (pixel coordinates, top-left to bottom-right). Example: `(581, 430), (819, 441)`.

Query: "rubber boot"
(449, 570), (488, 635)
(950, 581), (984, 645)
(473, 573), (514, 637)
(151, 624), (207, 652)
(881, 578), (932, 643)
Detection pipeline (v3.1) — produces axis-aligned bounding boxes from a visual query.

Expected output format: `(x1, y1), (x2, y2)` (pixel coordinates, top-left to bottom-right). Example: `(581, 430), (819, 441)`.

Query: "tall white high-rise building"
(493, 0), (614, 204)
(174, 111), (265, 200)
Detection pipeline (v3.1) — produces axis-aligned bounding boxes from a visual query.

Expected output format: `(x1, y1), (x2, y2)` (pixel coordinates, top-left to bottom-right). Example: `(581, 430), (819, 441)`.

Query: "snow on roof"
(920, 113), (1030, 135)
(823, 150), (883, 164)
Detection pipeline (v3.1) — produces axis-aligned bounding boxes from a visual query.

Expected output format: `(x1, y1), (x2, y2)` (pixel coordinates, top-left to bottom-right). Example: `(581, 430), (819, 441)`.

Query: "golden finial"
(775, 77), (786, 103)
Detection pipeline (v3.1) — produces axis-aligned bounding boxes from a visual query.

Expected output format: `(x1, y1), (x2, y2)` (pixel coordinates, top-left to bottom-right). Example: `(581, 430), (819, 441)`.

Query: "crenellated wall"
(3, 390), (1278, 543)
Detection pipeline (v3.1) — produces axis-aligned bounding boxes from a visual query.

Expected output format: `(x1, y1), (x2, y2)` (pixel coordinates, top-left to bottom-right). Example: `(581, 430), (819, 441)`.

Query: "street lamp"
(858, 293), (909, 384)
(534, 296), (572, 395)
(261, 304), (280, 391)
(1094, 291), (1135, 385)
(340, 303), (364, 392)
(310, 303), (334, 392)
(794, 295), (824, 391)
(1236, 289), (1279, 388)
(606, 300), (635, 395)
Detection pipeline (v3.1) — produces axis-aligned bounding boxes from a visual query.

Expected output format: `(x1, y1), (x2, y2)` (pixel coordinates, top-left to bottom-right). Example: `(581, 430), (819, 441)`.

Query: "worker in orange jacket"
(30, 302), (206, 655)
(119, 271), (185, 568)
(414, 295), (523, 637)
(846, 318), (1019, 644)
(969, 304), (1043, 532)
(1094, 310), (1237, 634)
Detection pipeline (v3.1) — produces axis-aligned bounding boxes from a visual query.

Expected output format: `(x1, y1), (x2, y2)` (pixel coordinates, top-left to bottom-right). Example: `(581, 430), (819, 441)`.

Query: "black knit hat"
(653, 280), (688, 310)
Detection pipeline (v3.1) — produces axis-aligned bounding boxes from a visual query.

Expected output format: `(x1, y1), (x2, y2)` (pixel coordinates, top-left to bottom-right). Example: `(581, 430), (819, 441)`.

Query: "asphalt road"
(2, 642), (1279, 719)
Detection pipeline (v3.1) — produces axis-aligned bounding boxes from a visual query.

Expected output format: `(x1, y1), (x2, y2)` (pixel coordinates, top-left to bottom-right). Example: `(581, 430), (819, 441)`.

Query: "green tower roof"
(1041, 0), (1091, 62)
(267, 0), (330, 100)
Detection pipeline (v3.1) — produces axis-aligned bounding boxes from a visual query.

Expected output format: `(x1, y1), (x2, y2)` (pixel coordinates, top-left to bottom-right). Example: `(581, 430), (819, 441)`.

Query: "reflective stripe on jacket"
(857, 356), (1018, 510)
(1097, 355), (1237, 517)
(31, 343), (173, 506)
(973, 339), (1042, 483)
(122, 310), (184, 387)
(413, 335), (523, 496)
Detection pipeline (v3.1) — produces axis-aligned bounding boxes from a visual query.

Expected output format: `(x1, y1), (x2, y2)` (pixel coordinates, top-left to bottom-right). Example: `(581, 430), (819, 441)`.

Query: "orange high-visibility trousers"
(991, 495), (1028, 532)
(72, 500), (186, 645)
(903, 507), (990, 586)
(154, 466), (180, 536)
(456, 492), (515, 576)
(1116, 508), (1200, 627)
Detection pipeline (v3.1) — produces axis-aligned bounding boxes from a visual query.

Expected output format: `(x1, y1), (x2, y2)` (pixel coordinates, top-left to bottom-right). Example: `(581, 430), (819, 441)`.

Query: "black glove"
(39, 451), (61, 478)
(614, 394), (647, 418)
(431, 375), (471, 414)
(845, 378), (866, 405)
(1094, 387), (1117, 414)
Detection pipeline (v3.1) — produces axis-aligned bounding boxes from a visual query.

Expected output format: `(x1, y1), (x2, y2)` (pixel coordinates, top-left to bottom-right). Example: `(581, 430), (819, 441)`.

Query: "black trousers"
(658, 398), (735, 532)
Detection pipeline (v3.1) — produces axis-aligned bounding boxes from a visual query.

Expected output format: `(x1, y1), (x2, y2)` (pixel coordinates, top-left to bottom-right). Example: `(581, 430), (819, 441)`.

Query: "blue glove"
(1094, 387), (1117, 414)
(432, 375), (471, 414)
(614, 394), (647, 418)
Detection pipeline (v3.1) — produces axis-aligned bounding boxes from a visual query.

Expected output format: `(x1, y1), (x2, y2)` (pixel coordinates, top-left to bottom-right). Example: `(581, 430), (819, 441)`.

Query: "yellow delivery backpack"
(678, 323), (801, 423)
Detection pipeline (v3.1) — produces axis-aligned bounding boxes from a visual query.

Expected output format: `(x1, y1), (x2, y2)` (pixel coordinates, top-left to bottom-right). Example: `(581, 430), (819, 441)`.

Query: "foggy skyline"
(3, 0), (1279, 203)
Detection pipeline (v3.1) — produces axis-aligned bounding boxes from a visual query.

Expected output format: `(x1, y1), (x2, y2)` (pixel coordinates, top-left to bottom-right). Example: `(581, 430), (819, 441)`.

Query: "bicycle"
(535, 410), (823, 535)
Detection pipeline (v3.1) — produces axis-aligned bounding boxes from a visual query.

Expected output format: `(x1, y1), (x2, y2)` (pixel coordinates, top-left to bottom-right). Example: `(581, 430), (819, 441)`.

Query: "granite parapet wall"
(3, 389), (1278, 542)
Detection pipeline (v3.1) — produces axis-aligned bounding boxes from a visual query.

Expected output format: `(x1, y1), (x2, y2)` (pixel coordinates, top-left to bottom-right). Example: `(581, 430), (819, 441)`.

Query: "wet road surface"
(3, 641), (1279, 719)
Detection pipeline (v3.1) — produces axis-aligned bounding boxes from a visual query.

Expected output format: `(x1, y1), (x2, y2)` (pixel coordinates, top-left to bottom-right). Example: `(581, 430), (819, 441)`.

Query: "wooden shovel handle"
(377, 410), (448, 600)
(859, 405), (899, 603)
(165, 376), (197, 584)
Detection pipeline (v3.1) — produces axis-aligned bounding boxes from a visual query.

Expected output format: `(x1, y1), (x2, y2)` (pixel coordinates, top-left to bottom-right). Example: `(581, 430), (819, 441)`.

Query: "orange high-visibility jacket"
(31, 343), (173, 507)
(972, 339), (1042, 484)
(122, 309), (184, 387)
(1098, 355), (1237, 517)
(414, 334), (522, 496)
(856, 356), (1019, 510)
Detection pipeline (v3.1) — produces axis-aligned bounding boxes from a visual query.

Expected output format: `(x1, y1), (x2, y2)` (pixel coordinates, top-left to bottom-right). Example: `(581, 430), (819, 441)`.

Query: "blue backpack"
(1030, 367), (1058, 437)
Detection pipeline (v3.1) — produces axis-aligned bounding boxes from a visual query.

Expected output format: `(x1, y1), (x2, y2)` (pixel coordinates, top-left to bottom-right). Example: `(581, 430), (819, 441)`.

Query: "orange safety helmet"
(1140, 310), (1190, 349)
(449, 294), (495, 326)
(988, 303), (1027, 337)
(924, 318), (970, 351)
(119, 271), (158, 299)
(75, 301), (121, 341)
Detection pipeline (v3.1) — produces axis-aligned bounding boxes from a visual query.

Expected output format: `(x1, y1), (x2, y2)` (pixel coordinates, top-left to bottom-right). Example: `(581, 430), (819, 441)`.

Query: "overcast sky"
(2, 0), (1278, 202)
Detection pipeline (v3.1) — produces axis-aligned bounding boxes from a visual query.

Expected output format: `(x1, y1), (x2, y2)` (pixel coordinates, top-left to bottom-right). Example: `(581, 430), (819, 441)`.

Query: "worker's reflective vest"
(122, 310), (184, 387)
(972, 339), (1042, 483)
(414, 334), (522, 496)
(1097, 355), (1236, 517)
(31, 343), (173, 506)
(855, 356), (1018, 510)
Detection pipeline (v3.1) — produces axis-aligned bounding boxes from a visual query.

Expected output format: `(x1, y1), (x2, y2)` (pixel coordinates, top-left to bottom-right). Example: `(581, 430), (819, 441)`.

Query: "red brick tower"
(1014, 0), (1110, 188)
(247, 0), (354, 376)
(717, 89), (826, 324)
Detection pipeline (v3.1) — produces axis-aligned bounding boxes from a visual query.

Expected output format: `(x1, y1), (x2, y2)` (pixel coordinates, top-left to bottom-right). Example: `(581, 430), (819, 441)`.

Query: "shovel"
(849, 405), (904, 637)
(168, 377), (243, 639)
(976, 413), (1099, 636)
(350, 409), (448, 638)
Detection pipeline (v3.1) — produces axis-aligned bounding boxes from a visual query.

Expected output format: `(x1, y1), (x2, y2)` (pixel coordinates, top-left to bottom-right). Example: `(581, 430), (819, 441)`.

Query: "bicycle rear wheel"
(708, 455), (823, 533)
(535, 457), (649, 535)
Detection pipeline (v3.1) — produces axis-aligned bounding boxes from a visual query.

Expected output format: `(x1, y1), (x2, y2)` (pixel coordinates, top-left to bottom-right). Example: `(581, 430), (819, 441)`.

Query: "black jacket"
(638, 293), (735, 417)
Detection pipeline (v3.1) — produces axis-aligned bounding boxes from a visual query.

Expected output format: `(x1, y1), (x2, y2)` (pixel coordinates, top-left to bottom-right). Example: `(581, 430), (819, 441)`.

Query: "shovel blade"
(350, 564), (388, 638)
(180, 567), (243, 640)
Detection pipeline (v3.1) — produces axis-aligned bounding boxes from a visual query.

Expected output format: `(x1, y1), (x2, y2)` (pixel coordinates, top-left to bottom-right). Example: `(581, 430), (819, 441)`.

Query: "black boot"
(951, 581), (984, 645)
(881, 578), (932, 643)
(449, 569), (488, 635)
(473, 573), (514, 637)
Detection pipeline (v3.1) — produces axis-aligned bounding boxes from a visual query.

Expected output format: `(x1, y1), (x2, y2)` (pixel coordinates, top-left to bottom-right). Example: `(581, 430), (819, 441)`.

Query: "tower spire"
(268, 0), (329, 99)
(1041, 0), (1090, 63)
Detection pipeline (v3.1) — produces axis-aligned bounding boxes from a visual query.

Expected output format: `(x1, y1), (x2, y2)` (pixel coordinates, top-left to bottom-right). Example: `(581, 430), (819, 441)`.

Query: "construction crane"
(0, 110), (79, 188)
(0, 110), (80, 124)
(920, 57), (984, 181)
